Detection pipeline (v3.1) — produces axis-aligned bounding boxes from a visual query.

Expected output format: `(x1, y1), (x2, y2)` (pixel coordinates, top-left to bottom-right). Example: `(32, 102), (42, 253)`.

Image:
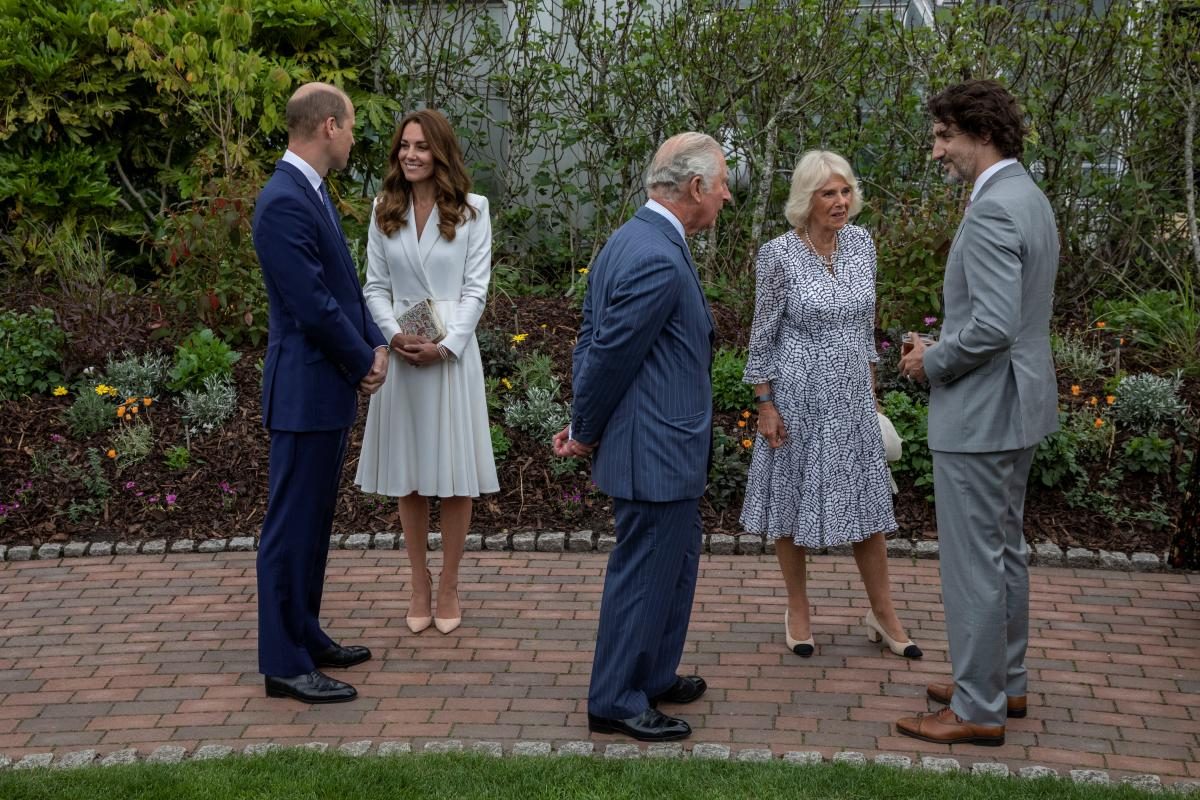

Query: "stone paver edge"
(0, 533), (1180, 573)
(0, 741), (1193, 794)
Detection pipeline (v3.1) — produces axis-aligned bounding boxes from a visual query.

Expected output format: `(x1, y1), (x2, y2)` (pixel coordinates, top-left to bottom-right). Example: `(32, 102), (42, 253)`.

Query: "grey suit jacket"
(923, 163), (1059, 453)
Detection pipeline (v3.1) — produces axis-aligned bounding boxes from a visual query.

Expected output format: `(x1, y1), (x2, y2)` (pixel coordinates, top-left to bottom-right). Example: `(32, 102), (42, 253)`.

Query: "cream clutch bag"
(396, 299), (446, 342)
(877, 411), (902, 462)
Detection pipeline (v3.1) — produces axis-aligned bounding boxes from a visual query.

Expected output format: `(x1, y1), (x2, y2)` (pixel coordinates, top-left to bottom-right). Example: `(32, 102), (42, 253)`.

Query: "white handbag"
(877, 411), (902, 462)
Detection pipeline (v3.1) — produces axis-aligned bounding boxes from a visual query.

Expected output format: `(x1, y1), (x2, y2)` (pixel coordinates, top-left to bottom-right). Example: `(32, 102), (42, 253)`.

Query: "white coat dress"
(354, 193), (499, 498)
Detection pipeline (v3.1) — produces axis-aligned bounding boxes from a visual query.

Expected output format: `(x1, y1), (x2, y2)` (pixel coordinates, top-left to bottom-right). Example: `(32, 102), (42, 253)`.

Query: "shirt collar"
(282, 150), (324, 193)
(644, 198), (686, 241)
(970, 158), (1018, 202)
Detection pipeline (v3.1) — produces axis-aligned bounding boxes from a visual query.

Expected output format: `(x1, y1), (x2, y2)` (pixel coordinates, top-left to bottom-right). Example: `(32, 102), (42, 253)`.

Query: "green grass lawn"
(0, 751), (1157, 800)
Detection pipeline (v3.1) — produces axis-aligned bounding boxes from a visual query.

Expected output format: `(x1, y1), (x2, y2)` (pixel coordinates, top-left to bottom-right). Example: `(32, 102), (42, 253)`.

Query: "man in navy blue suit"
(553, 132), (730, 741)
(252, 82), (389, 704)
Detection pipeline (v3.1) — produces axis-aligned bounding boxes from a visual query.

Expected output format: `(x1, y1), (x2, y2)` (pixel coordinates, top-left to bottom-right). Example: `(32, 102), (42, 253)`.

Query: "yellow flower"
(106, 449), (117, 458)
(737, 420), (746, 428)
(1094, 418), (1104, 428)
(52, 386), (67, 396)
(1096, 320), (1106, 328)
(501, 378), (512, 390)
(741, 439), (752, 449)
(1070, 385), (1081, 396)
(1106, 395), (1115, 405)
(94, 384), (116, 397)
(1089, 396), (1098, 406)
(511, 333), (528, 344)
(741, 410), (751, 419)
(578, 267), (589, 275)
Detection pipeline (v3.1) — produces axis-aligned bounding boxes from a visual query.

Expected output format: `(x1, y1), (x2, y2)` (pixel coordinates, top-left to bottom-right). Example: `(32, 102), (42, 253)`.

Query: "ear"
(689, 174), (704, 201)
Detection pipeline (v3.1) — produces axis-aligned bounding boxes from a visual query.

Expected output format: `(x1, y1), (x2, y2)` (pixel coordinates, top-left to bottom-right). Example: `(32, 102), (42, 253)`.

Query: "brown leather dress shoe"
(896, 706), (1004, 746)
(927, 682), (1027, 718)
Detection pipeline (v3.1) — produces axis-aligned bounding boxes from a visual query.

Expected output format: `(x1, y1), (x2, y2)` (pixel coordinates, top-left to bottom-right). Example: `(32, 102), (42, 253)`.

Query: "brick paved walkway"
(0, 550), (1197, 783)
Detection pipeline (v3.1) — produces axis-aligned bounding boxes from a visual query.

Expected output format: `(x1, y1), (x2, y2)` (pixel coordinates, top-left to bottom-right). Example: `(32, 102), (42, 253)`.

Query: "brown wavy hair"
(375, 109), (476, 241)
(927, 80), (1027, 160)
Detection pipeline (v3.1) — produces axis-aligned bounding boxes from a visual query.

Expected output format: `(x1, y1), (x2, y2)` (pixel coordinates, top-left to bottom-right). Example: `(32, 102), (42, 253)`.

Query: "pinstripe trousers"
(587, 497), (702, 719)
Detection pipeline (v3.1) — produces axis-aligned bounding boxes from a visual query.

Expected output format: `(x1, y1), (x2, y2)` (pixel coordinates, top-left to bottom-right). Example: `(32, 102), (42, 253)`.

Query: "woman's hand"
(400, 341), (443, 367)
(757, 403), (788, 448)
(390, 332), (430, 351)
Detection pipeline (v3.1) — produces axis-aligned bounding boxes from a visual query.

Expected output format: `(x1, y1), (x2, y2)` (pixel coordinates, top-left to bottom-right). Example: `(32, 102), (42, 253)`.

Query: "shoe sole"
(897, 727), (1004, 747)
(315, 654), (371, 669)
(926, 689), (1027, 719)
(649, 689), (707, 708)
(587, 721), (691, 741)
(265, 688), (358, 704)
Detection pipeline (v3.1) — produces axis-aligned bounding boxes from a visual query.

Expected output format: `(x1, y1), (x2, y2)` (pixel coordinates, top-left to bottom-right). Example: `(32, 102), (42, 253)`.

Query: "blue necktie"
(319, 182), (340, 229)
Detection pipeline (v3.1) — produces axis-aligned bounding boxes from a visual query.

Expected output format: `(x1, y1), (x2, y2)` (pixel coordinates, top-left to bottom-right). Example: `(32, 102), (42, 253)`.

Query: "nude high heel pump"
(865, 609), (922, 659)
(406, 568), (432, 634)
(785, 609), (814, 657)
(434, 588), (460, 635)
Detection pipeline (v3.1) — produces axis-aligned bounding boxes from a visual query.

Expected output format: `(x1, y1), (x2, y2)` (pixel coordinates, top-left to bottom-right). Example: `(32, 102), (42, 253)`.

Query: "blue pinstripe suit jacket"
(571, 207), (715, 502)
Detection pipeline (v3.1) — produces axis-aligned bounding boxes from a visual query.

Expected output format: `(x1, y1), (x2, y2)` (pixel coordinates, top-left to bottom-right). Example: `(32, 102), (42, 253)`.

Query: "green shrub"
(111, 422), (154, 474)
(514, 351), (558, 394)
(1051, 331), (1106, 383)
(168, 328), (241, 392)
(477, 328), (521, 379)
(706, 427), (751, 511)
(104, 350), (171, 399)
(179, 375), (237, 436)
(1096, 288), (1200, 375)
(1121, 434), (1173, 475)
(63, 389), (116, 438)
(163, 445), (191, 471)
(504, 383), (571, 443)
(490, 424), (511, 463)
(879, 390), (933, 499)
(0, 307), (64, 399)
(1112, 372), (1186, 433)
(711, 346), (749, 413)
(1031, 411), (1107, 489)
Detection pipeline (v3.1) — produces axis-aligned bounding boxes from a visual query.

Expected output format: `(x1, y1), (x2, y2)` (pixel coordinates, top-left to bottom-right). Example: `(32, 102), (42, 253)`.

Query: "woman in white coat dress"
(356, 109), (498, 635)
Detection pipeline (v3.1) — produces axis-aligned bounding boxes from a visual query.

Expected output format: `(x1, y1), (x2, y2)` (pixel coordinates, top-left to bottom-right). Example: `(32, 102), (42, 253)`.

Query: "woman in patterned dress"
(740, 150), (921, 660)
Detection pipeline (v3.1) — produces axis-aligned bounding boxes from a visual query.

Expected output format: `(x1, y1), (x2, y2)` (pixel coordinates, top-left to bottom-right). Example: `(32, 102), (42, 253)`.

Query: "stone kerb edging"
(0, 741), (1194, 794)
(0, 533), (1178, 573)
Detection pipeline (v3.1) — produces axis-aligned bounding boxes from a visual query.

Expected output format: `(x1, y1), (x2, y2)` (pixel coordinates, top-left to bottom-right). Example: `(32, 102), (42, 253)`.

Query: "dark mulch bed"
(0, 290), (1185, 556)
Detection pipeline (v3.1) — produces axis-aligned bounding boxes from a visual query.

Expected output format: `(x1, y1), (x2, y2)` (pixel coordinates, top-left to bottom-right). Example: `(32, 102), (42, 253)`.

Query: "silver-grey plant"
(104, 350), (171, 399)
(504, 382), (570, 443)
(179, 374), (237, 436)
(1112, 372), (1187, 433)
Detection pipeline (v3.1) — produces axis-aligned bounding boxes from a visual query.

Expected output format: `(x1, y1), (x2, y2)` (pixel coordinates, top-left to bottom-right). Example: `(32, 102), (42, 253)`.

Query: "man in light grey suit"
(897, 80), (1059, 746)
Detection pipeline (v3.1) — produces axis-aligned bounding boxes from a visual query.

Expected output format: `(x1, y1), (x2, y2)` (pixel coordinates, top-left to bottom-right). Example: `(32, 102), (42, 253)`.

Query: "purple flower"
(50, 434), (64, 443)
(21, 481), (32, 492)
(136, 491), (144, 497)
(148, 495), (158, 503)
(880, 340), (891, 351)
(165, 494), (177, 506)
(924, 316), (938, 326)
(124, 481), (137, 490)
(218, 481), (235, 495)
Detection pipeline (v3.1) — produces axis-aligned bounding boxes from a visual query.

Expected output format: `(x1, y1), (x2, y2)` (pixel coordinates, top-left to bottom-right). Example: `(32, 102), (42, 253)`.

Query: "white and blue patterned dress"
(739, 225), (897, 545)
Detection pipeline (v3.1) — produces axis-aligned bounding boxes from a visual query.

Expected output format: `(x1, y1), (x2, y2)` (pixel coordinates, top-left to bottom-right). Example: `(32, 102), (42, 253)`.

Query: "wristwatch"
(754, 392), (775, 405)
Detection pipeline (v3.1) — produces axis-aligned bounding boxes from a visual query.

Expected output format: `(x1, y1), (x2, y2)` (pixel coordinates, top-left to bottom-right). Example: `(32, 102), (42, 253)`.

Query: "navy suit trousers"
(257, 428), (348, 676)
(587, 497), (702, 718)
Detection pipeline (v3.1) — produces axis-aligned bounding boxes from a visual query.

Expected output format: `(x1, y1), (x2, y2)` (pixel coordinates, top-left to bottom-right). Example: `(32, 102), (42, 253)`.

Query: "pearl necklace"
(804, 228), (838, 276)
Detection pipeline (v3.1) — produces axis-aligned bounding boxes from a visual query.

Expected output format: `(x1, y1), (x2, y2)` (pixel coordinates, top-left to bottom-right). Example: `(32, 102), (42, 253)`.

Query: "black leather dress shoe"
(587, 708), (691, 741)
(264, 670), (357, 704)
(314, 643), (371, 668)
(649, 675), (707, 707)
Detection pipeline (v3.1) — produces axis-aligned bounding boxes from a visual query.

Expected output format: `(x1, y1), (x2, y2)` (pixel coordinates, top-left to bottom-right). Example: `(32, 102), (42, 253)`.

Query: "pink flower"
(880, 340), (891, 351)
(124, 481), (137, 490)
(165, 494), (177, 506)
(50, 434), (64, 443)
(924, 316), (938, 326)
(148, 496), (158, 503)
(136, 491), (144, 497)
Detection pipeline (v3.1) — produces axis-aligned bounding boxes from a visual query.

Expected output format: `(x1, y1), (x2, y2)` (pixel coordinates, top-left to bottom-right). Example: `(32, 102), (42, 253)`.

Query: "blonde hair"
(783, 150), (863, 230)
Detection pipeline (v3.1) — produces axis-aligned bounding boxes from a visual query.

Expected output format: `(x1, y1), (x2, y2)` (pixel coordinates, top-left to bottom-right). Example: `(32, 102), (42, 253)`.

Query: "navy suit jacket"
(571, 207), (715, 502)
(252, 160), (386, 432)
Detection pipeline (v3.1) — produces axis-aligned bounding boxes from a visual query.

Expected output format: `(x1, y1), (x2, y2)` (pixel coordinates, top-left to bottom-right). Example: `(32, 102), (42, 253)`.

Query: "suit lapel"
(275, 162), (359, 289)
(399, 208), (436, 299)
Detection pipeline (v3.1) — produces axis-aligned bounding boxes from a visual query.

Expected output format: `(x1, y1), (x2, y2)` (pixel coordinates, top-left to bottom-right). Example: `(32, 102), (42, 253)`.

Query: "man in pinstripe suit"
(553, 133), (730, 741)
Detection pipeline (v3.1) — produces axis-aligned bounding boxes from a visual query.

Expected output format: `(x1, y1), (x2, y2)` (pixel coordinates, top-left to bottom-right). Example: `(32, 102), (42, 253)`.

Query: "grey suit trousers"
(933, 445), (1036, 727)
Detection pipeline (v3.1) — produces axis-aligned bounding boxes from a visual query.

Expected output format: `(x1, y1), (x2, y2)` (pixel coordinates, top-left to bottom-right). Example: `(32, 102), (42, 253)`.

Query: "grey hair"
(783, 150), (863, 229)
(644, 132), (724, 200)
